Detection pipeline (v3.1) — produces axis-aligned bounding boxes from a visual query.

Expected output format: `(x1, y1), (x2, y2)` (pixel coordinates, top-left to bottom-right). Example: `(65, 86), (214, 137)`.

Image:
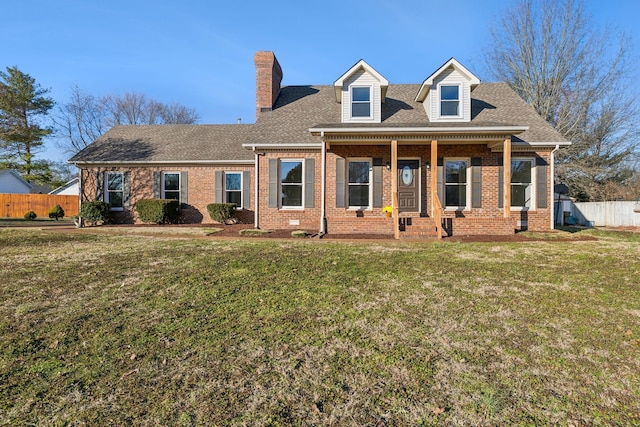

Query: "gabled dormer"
(334, 60), (389, 123)
(414, 58), (480, 123)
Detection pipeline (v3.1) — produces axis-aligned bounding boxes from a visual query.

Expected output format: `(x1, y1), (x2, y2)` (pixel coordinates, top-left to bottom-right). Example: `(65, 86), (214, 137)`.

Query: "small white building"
(49, 177), (80, 195)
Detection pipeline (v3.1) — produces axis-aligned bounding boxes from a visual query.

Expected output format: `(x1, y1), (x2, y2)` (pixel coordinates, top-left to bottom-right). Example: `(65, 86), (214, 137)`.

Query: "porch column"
(430, 139), (438, 216)
(503, 138), (511, 218)
(391, 139), (398, 239)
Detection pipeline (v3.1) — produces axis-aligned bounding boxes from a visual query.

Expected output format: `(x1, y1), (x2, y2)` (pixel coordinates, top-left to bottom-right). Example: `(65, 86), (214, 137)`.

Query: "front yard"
(0, 228), (638, 425)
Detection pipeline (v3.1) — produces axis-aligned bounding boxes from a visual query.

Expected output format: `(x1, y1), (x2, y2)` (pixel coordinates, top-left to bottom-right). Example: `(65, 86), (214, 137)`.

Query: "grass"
(0, 228), (639, 425)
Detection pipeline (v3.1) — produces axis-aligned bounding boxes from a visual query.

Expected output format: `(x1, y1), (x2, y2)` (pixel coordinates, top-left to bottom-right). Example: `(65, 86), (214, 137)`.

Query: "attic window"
(351, 87), (371, 118)
(440, 85), (460, 116)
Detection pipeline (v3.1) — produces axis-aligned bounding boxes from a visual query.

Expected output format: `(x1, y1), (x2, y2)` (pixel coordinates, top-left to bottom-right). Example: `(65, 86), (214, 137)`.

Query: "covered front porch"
(312, 125), (530, 239)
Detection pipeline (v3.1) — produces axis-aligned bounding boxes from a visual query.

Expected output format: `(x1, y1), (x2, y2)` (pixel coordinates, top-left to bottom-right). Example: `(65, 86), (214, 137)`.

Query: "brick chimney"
(254, 51), (283, 119)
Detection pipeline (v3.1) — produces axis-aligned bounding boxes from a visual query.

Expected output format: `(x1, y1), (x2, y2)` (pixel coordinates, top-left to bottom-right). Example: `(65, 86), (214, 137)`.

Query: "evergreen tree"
(0, 66), (55, 180)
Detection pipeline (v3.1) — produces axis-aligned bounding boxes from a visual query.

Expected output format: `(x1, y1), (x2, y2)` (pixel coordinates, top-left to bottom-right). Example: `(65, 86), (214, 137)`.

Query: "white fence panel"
(572, 201), (640, 227)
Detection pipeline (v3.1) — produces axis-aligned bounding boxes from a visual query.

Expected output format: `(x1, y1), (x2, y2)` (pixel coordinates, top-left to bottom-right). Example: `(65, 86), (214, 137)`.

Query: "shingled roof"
(70, 124), (255, 164)
(70, 82), (567, 164)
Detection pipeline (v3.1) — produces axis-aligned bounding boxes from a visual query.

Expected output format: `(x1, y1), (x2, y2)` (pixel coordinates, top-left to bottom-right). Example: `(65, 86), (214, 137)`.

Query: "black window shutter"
(304, 158), (315, 208)
(373, 157), (383, 208)
(123, 171), (131, 207)
(436, 158), (444, 205)
(214, 171), (223, 203)
(536, 157), (548, 209)
(471, 157), (482, 208)
(243, 170), (251, 209)
(498, 157), (504, 209)
(180, 171), (188, 207)
(268, 159), (278, 208)
(96, 171), (104, 201)
(335, 158), (345, 208)
(153, 171), (161, 199)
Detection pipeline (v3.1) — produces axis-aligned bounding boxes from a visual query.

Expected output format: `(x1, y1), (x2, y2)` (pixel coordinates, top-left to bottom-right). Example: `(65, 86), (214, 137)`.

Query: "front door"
(397, 159), (420, 213)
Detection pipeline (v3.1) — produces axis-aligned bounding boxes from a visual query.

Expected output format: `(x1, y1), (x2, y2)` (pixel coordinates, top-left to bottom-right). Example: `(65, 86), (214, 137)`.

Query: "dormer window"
(351, 87), (371, 118)
(440, 85), (460, 117)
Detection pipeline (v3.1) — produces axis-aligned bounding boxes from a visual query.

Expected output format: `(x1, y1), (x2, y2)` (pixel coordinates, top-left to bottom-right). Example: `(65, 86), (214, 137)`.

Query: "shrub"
(206, 203), (237, 224)
(48, 204), (65, 220)
(136, 199), (180, 224)
(79, 201), (111, 225)
(24, 211), (37, 220)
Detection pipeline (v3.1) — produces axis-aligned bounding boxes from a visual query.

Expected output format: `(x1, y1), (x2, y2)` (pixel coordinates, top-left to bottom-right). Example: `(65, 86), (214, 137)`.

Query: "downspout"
(77, 166), (83, 227)
(253, 146), (260, 229)
(550, 144), (560, 229)
(320, 132), (327, 235)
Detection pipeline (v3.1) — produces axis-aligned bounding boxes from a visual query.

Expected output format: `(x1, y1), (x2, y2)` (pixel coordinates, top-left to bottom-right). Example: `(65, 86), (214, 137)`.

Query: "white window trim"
(162, 171), (181, 203)
(347, 157), (373, 210)
(349, 86), (373, 120)
(443, 157), (471, 211)
(104, 171), (124, 211)
(510, 157), (536, 211)
(224, 171), (243, 209)
(438, 83), (463, 119)
(280, 159), (304, 210)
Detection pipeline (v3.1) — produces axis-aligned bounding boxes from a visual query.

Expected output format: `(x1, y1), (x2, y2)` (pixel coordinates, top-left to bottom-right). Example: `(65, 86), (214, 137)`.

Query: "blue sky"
(2, 0), (639, 163)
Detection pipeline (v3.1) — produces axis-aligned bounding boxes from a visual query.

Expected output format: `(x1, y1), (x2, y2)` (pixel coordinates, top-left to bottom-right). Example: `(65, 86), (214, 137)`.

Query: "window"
(511, 159), (534, 208)
(351, 87), (371, 118)
(162, 172), (180, 201)
(280, 160), (303, 208)
(444, 159), (469, 208)
(348, 159), (371, 208)
(440, 85), (460, 116)
(225, 172), (242, 208)
(105, 172), (124, 210)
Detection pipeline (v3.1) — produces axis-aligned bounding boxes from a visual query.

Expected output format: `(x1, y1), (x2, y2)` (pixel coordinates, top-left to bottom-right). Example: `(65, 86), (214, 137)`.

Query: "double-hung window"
(351, 87), (371, 118)
(348, 159), (371, 208)
(225, 172), (242, 208)
(162, 172), (181, 201)
(511, 159), (534, 208)
(440, 85), (460, 117)
(105, 172), (124, 211)
(280, 160), (303, 208)
(444, 159), (469, 209)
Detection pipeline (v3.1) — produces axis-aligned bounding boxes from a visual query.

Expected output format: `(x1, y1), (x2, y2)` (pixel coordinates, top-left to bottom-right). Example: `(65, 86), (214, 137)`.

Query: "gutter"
(309, 125), (530, 135)
(251, 146), (262, 229)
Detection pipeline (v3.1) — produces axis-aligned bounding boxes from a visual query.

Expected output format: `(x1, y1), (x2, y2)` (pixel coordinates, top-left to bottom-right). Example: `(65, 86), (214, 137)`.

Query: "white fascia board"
(333, 59), (389, 102)
(309, 126), (529, 135)
(415, 58), (481, 102)
(70, 160), (254, 166)
(242, 143), (322, 149)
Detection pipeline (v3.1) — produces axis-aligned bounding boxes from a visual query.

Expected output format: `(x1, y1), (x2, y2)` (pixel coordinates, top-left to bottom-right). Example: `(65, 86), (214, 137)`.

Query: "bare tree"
(484, 0), (639, 201)
(55, 87), (200, 155)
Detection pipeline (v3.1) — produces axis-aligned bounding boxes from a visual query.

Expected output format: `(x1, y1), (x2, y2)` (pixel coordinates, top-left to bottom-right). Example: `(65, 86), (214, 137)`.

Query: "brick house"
(70, 51), (570, 238)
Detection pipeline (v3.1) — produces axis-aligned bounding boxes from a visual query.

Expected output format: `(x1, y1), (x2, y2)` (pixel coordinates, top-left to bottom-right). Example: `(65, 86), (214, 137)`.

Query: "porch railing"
(432, 194), (443, 240)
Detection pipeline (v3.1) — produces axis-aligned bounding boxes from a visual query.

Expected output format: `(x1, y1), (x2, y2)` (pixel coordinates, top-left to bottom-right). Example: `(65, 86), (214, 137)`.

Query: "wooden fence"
(0, 194), (79, 219)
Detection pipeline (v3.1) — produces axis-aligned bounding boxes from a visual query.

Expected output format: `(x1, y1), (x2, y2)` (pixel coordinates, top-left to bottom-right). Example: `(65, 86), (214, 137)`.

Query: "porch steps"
(397, 217), (441, 240)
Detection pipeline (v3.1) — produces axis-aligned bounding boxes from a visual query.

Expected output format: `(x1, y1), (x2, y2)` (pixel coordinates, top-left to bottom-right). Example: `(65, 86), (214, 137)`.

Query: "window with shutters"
(162, 172), (181, 202)
(511, 158), (535, 209)
(280, 160), (303, 208)
(225, 172), (242, 208)
(444, 158), (469, 209)
(105, 172), (124, 211)
(348, 158), (372, 209)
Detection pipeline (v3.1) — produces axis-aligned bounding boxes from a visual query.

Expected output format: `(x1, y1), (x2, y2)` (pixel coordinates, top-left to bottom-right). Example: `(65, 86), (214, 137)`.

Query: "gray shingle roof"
(70, 82), (567, 163)
(70, 124), (255, 163)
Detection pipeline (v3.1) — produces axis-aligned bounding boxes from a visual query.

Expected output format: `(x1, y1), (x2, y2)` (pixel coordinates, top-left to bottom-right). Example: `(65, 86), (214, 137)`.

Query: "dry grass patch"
(0, 228), (639, 425)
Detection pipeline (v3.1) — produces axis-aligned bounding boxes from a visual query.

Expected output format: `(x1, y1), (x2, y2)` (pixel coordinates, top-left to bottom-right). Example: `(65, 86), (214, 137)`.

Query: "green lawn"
(1, 228), (639, 426)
